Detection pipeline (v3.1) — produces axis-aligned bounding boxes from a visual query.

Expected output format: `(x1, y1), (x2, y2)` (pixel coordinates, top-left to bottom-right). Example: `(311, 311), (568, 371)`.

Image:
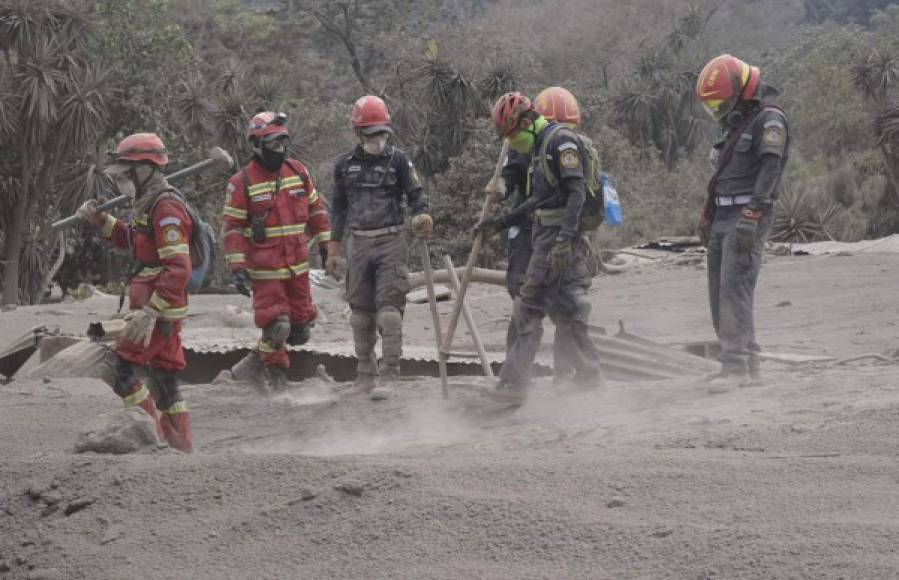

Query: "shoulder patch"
(557, 141), (579, 152)
(159, 216), (181, 227)
(763, 125), (785, 147)
(162, 225), (184, 245)
(226, 182), (236, 194)
(560, 149), (581, 169)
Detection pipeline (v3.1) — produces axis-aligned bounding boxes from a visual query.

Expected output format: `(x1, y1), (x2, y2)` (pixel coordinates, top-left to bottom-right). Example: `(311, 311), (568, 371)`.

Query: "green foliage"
(804, 0), (897, 25)
(612, 4), (711, 170)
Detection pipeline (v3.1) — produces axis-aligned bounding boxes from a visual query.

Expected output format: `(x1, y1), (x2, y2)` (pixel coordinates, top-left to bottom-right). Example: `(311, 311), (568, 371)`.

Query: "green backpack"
(532, 124), (604, 231)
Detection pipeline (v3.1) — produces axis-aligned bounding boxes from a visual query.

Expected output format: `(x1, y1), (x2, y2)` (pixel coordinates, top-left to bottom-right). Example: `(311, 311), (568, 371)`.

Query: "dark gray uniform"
(499, 123), (601, 387)
(501, 148), (582, 381)
(706, 104), (789, 377)
(502, 150), (533, 297)
(331, 144), (429, 379)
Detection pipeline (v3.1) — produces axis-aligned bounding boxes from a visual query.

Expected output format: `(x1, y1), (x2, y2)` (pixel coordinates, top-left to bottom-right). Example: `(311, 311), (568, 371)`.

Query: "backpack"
(533, 124), (605, 231)
(146, 189), (216, 293)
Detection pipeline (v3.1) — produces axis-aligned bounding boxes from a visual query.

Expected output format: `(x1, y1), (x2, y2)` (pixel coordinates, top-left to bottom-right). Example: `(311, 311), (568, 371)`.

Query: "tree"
(853, 48), (899, 206)
(612, 4), (711, 171)
(0, 0), (116, 305)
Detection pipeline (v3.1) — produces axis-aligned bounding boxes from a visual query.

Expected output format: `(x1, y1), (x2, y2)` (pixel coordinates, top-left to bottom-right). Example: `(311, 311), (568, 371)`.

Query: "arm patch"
(162, 225), (184, 245)
(560, 149), (581, 169)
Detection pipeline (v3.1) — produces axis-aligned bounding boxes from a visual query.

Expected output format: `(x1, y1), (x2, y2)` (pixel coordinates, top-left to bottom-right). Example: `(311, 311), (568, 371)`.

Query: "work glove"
(410, 213), (434, 238)
(735, 207), (762, 253)
(698, 219), (711, 247)
(233, 268), (252, 297)
(473, 216), (507, 239)
(76, 199), (102, 225)
(325, 254), (347, 281)
(549, 238), (573, 275)
(120, 306), (159, 348)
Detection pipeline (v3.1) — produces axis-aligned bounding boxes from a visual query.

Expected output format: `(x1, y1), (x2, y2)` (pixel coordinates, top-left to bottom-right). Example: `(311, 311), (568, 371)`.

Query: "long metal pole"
(51, 148), (233, 231)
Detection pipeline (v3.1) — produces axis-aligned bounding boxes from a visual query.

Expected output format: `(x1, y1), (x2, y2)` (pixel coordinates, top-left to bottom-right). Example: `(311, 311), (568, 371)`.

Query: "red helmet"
(247, 111), (289, 141)
(535, 87), (581, 126)
(492, 92), (533, 137)
(112, 133), (168, 167)
(351, 95), (392, 135)
(696, 54), (761, 121)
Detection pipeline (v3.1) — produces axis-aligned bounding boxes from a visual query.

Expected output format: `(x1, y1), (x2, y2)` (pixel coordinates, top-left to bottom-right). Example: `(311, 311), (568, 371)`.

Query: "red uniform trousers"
(252, 274), (317, 368)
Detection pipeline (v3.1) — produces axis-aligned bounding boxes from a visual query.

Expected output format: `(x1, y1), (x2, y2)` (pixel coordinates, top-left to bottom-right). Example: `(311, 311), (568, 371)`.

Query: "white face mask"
(362, 134), (388, 155)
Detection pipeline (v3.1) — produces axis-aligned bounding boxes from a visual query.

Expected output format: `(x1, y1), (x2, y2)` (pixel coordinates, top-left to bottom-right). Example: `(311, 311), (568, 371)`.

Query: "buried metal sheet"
(0, 326), (47, 379)
(2, 318), (719, 384)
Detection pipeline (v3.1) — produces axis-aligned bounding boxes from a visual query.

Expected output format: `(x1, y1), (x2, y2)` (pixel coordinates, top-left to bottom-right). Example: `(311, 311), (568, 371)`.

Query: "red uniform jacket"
(222, 158), (331, 280)
(100, 194), (193, 319)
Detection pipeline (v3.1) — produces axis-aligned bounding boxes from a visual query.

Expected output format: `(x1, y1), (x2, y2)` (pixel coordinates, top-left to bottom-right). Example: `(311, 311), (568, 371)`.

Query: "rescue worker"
(485, 87), (588, 385)
(328, 95), (432, 400)
(223, 112), (335, 392)
(482, 92), (602, 403)
(696, 54), (789, 387)
(76, 133), (194, 453)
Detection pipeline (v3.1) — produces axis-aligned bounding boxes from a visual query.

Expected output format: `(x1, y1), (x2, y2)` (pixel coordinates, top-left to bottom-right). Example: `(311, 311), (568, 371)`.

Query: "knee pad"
(350, 310), (374, 331)
(111, 353), (139, 398)
(287, 323), (312, 346)
(576, 296), (592, 322)
(263, 314), (291, 347)
(153, 370), (180, 411)
(376, 306), (402, 334)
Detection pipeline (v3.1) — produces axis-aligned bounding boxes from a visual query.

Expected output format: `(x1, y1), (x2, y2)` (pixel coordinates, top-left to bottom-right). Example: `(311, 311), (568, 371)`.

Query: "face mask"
(256, 146), (286, 171)
(113, 174), (136, 199)
(507, 116), (549, 154)
(362, 134), (388, 156)
(508, 127), (535, 155)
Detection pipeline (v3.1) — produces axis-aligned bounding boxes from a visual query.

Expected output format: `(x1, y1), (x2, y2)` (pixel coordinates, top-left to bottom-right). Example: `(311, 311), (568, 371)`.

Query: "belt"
(351, 225), (402, 238)
(534, 207), (565, 227)
(715, 194), (753, 207)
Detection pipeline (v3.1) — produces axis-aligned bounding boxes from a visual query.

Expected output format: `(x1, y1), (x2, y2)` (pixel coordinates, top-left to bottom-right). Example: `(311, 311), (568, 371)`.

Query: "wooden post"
(444, 255), (493, 377)
(439, 140), (508, 360)
(418, 239), (449, 398)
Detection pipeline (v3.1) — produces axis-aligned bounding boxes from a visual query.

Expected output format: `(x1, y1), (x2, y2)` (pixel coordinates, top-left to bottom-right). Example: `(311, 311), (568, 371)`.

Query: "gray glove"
(120, 307), (159, 348)
(735, 208), (761, 253)
(77, 199), (102, 225)
(549, 238), (573, 275)
(325, 255), (347, 281)
(233, 269), (252, 297)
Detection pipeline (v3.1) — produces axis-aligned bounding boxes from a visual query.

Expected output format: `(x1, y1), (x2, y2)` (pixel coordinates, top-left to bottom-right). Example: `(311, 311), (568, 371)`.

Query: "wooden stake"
(439, 139), (508, 360)
(444, 255), (493, 377)
(418, 238), (449, 398)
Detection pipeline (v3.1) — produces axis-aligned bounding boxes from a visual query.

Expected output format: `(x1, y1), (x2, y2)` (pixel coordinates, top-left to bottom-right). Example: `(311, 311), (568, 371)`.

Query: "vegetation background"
(2, 0), (899, 305)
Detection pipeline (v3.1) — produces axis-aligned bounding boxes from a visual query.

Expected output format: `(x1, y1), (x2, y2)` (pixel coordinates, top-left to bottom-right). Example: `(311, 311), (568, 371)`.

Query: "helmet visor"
(700, 95), (738, 121)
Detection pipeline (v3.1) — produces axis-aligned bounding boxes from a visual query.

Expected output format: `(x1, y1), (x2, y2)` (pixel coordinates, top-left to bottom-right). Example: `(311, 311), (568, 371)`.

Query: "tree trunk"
(1, 200), (28, 306)
(880, 144), (899, 206)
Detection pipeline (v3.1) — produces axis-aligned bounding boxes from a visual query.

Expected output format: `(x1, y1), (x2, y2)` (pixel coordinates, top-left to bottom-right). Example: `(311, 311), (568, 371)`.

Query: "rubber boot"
(343, 373), (376, 396)
(266, 366), (289, 392)
(231, 351), (269, 394)
(122, 383), (163, 440)
(370, 367), (398, 401)
(137, 398), (164, 440)
(483, 379), (527, 405)
(159, 406), (193, 453)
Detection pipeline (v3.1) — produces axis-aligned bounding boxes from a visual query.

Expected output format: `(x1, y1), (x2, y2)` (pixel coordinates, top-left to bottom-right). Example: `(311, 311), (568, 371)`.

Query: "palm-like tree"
(853, 48), (899, 207)
(0, 0), (116, 305)
(613, 5), (710, 171)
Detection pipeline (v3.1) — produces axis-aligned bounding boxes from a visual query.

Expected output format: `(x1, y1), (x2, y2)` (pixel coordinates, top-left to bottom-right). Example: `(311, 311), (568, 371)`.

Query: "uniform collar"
(352, 144), (395, 160)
